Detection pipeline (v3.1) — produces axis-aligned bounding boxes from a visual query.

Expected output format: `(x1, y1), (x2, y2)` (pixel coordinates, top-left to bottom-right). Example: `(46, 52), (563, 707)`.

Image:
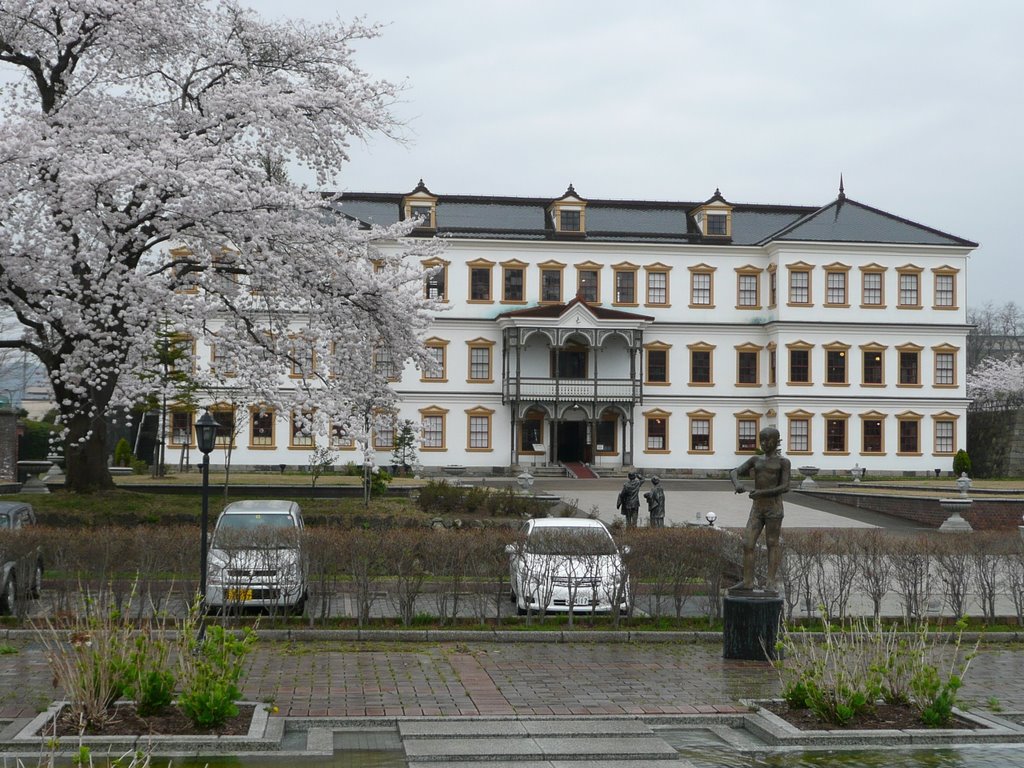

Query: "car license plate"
(225, 587), (253, 601)
(573, 596), (593, 606)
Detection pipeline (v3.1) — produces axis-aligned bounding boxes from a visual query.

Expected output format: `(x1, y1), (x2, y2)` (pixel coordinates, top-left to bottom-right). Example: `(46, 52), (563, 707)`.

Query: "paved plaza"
(3, 636), (1024, 722)
(522, 477), (921, 530)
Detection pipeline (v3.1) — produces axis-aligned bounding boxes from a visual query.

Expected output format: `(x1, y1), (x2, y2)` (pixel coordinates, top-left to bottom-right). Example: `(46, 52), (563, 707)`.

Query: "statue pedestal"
(723, 593), (783, 661)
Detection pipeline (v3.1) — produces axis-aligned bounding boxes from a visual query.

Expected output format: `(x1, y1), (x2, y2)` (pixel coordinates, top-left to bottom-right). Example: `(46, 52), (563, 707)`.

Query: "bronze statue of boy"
(728, 427), (790, 594)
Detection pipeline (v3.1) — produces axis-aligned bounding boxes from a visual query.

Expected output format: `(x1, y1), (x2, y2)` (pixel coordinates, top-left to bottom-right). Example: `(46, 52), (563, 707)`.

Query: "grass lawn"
(112, 470), (427, 487)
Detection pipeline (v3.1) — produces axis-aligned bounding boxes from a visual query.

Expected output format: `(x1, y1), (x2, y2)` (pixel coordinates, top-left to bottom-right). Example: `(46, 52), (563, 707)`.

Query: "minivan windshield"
(526, 527), (617, 556)
(212, 514), (297, 549)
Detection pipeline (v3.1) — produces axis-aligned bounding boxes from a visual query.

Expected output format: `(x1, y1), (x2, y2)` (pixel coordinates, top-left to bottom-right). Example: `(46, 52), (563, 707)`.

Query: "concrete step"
(399, 719), (654, 739)
(403, 736), (679, 762)
(409, 762), (691, 768)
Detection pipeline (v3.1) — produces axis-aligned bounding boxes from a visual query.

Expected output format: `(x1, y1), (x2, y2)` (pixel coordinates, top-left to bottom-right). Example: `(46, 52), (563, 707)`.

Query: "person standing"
(644, 476), (665, 527)
(616, 471), (644, 528)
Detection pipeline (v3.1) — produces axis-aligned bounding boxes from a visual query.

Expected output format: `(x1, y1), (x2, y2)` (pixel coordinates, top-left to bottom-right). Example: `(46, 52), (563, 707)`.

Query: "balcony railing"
(503, 377), (641, 403)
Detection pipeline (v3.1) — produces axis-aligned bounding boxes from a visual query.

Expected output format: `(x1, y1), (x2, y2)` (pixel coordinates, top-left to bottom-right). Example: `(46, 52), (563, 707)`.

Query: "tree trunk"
(63, 412), (116, 492)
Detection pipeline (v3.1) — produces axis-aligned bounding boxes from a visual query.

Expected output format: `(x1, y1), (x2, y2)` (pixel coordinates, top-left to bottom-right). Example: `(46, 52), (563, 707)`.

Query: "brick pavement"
(4, 639), (1024, 720)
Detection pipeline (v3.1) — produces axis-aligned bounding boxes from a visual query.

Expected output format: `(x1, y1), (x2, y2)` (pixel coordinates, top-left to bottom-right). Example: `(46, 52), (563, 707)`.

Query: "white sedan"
(507, 517), (629, 615)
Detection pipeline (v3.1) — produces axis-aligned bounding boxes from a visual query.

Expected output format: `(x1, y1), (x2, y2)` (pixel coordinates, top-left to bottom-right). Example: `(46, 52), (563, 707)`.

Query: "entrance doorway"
(554, 421), (588, 463)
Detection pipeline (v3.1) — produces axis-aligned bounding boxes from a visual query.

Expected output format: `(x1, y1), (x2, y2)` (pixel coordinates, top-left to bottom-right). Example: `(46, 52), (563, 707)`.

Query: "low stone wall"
(798, 489), (1024, 530)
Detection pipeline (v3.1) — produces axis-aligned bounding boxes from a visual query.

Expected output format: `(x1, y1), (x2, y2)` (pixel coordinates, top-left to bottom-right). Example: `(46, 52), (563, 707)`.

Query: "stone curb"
(4, 628), (1024, 643)
(6, 702), (273, 756)
(739, 699), (1024, 747)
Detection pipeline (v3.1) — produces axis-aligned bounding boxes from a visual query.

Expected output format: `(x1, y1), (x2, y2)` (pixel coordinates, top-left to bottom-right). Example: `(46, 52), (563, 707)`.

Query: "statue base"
(723, 594), (783, 661)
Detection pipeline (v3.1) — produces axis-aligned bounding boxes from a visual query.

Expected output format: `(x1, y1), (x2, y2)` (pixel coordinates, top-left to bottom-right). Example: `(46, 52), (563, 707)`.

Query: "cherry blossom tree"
(0, 1), (440, 491)
(967, 355), (1024, 410)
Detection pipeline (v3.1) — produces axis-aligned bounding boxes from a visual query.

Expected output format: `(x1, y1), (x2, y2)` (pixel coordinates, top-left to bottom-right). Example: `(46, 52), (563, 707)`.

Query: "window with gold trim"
(735, 266), (761, 309)
(735, 410), (761, 454)
(289, 410), (315, 449)
(644, 342), (671, 385)
(249, 407), (275, 449)
(768, 264), (778, 308)
(687, 409), (714, 454)
(169, 409), (194, 448)
(860, 411), (886, 455)
(787, 262), (813, 306)
(824, 342), (850, 385)
(501, 260), (527, 303)
(419, 406), (448, 451)
(735, 343), (762, 386)
(330, 422), (355, 450)
(932, 266), (959, 309)
(644, 409), (670, 453)
(932, 413), (958, 455)
(422, 338), (448, 382)
(897, 343), (923, 386)
(786, 410), (813, 454)
(644, 263), (671, 307)
(466, 406), (494, 451)
(539, 261), (565, 303)
(423, 258), (449, 301)
(575, 261), (602, 303)
(688, 264), (716, 308)
(466, 339), (495, 383)
(860, 343), (887, 386)
(897, 265), (923, 309)
(824, 263), (850, 307)
(467, 258), (495, 303)
(613, 262), (639, 306)
(210, 404), (236, 449)
(824, 410), (850, 455)
(688, 342), (715, 386)
(787, 341), (813, 385)
(897, 412), (922, 455)
(933, 344), (958, 387)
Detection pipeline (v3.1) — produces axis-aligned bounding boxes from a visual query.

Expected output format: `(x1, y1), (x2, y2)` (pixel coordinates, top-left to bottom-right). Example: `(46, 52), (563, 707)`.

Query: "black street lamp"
(195, 410), (220, 608)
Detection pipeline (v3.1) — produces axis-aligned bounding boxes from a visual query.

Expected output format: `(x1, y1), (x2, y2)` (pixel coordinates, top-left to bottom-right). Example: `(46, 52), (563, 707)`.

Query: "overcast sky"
(260, 2), (1018, 307)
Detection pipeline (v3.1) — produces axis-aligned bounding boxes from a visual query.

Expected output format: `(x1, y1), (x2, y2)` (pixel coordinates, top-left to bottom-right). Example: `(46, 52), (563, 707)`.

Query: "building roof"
(496, 296), (654, 322)
(330, 186), (977, 248)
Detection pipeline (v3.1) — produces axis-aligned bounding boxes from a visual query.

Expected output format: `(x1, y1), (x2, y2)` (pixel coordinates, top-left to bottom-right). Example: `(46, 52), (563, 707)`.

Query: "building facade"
(173, 182), (976, 476)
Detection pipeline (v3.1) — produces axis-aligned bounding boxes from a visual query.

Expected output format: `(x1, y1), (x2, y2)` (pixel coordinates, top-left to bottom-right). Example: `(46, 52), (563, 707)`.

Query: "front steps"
(399, 718), (687, 766)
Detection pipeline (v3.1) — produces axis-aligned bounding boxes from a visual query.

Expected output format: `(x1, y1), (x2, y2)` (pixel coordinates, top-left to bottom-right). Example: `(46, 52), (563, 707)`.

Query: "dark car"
(0, 501), (44, 615)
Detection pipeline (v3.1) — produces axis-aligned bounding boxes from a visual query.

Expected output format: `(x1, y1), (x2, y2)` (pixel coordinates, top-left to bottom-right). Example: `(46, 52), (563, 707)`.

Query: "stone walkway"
(5, 638), (1024, 720)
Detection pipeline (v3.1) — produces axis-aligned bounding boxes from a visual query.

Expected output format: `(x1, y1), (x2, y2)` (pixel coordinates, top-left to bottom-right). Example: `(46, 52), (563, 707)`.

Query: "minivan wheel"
(1, 576), (15, 616)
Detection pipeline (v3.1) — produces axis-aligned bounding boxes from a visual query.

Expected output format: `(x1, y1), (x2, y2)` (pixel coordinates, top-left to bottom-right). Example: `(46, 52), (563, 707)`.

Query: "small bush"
(952, 449), (971, 477)
(177, 609), (256, 729)
(113, 439), (132, 468)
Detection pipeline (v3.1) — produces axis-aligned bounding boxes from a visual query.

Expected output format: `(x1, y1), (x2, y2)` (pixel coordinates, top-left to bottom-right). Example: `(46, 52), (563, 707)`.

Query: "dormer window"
(691, 188), (733, 238)
(402, 179), (438, 230)
(548, 184), (588, 235)
(560, 209), (581, 232)
(706, 213), (728, 236)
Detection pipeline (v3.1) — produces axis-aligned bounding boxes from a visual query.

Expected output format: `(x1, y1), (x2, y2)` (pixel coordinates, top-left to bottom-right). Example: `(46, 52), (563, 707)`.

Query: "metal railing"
(503, 377), (640, 403)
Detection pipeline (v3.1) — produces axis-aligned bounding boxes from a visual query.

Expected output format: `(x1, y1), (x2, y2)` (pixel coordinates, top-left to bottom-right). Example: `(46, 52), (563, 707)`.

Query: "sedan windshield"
(526, 527), (617, 556)
(213, 514), (297, 549)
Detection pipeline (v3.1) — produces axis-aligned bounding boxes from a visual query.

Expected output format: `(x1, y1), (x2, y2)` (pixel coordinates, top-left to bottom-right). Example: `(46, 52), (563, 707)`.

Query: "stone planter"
(14, 701), (277, 757)
(797, 466), (819, 489)
(938, 498), (974, 532)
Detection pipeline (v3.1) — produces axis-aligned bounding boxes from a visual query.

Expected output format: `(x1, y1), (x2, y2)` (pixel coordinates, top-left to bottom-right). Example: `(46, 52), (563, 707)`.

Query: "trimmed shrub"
(952, 449), (971, 477)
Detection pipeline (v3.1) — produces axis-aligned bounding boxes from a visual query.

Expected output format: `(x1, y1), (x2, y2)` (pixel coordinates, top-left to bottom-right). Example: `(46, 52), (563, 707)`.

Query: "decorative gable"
(691, 188), (733, 238)
(548, 184), (588, 235)
(402, 179), (438, 229)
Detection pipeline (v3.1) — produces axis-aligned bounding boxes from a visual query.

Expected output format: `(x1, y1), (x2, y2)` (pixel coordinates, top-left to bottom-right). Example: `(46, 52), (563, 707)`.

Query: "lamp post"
(194, 411), (220, 609)
(705, 511), (717, 527)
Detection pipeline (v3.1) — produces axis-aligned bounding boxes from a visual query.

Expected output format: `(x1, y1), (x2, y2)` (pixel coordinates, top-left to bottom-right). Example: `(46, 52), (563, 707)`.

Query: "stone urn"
(797, 466), (819, 489)
(938, 498), (974, 532)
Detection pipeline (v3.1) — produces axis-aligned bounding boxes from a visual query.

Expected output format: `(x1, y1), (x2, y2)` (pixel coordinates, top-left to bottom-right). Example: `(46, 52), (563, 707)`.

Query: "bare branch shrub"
(968, 531), (1008, 622)
(381, 528), (428, 626)
(890, 534), (935, 623)
(424, 529), (468, 625)
(783, 530), (822, 619)
(302, 526), (347, 625)
(933, 534), (972, 620)
(339, 529), (384, 627)
(813, 530), (860, 621)
(853, 529), (893, 622)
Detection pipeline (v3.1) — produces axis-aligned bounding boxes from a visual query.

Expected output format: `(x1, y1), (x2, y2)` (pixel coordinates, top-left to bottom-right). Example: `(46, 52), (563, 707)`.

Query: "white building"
(173, 181), (976, 477)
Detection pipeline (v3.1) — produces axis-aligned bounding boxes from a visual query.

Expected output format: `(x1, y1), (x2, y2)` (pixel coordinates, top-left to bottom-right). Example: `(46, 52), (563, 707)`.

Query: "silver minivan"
(205, 500), (307, 614)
